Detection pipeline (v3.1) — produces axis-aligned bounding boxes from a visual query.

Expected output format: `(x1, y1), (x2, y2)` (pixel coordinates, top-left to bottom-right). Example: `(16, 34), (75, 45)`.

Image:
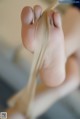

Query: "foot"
(21, 5), (65, 87)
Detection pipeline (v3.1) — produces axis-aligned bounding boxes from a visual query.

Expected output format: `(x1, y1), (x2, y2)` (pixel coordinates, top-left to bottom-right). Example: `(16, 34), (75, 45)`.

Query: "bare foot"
(21, 5), (65, 87)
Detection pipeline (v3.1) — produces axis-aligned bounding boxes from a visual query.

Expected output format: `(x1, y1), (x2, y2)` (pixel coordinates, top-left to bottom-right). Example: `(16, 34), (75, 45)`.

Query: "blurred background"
(0, 0), (80, 119)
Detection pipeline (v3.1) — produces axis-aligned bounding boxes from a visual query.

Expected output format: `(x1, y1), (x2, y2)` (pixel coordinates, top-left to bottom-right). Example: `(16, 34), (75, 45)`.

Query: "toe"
(52, 11), (62, 28)
(21, 6), (34, 24)
(34, 5), (42, 20)
(21, 6), (36, 52)
(47, 11), (62, 28)
(47, 11), (54, 26)
(21, 5), (42, 52)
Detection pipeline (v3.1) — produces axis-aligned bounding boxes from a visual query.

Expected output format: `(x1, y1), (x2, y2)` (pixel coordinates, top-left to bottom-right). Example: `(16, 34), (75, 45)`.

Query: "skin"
(62, 6), (80, 59)
(21, 5), (65, 87)
(8, 56), (79, 119)
(21, 5), (80, 87)
(8, 5), (80, 119)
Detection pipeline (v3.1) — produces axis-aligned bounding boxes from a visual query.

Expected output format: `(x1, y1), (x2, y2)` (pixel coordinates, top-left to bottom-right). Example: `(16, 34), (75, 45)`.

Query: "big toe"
(21, 6), (34, 24)
(21, 6), (36, 52)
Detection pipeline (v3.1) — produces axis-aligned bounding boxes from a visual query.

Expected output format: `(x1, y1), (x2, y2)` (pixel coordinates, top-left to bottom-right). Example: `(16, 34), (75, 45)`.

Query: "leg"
(29, 55), (79, 118)
(7, 56), (79, 119)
